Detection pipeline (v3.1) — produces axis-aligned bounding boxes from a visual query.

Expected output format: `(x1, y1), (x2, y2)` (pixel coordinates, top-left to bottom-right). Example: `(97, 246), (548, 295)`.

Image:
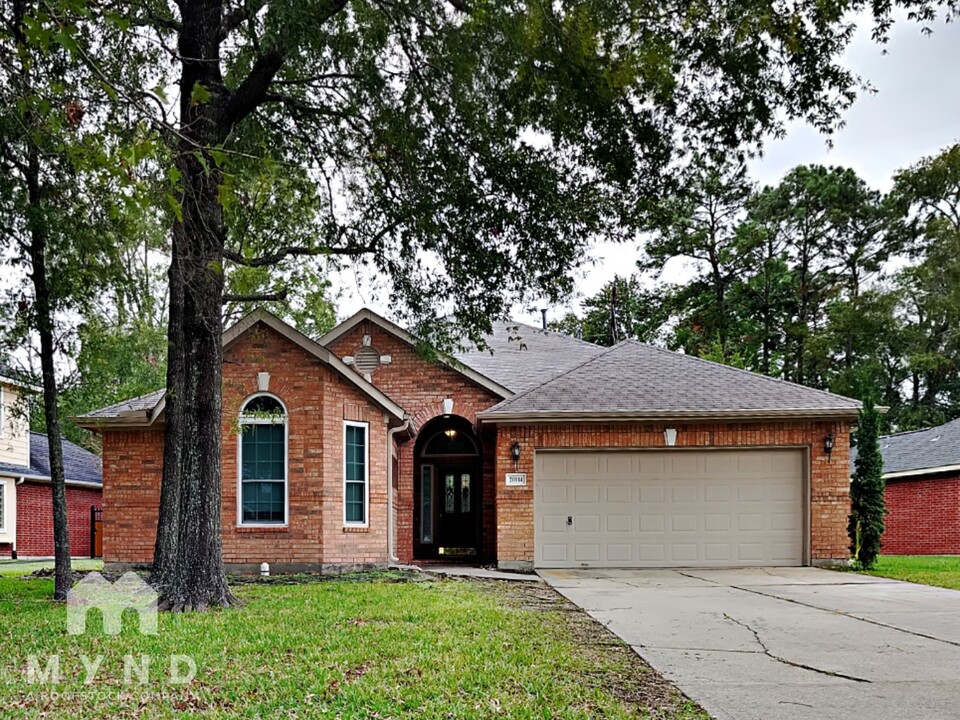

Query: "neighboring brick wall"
(10, 482), (101, 557)
(101, 323), (396, 569)
(883, 475), (960, 555)
(327, 319), (503, 563)
(494, 420), (853, 568)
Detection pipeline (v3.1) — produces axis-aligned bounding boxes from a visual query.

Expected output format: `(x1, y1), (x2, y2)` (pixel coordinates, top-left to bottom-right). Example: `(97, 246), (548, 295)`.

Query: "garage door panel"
(572, 455), (601, 476)
(671, 485), (698, 503)
(534, 449), (804, 569)
(606, 544), (632, 563)
(605, 485), (633, 504)
(704, 514), (731, 532)
(671, 514), (698, 532)
(669, 453), (701, 475)
(606, 515), (633, 533)
(640, 486), (665, 503)
(540, 485), (568, 504)
(639, 515), (664, 532)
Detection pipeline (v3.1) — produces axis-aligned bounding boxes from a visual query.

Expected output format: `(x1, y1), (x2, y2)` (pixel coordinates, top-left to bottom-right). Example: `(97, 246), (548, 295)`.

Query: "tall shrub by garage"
(848, 399), (886, 568)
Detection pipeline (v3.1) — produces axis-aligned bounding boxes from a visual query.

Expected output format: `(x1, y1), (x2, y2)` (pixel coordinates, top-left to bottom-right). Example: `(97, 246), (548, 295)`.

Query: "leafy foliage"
(849, 399), (885, 569)
(561, 145), (960, 433)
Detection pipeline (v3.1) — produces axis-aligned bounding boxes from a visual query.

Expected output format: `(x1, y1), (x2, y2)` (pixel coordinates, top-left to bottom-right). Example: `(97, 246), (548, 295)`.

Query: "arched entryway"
(413, 415), (483, 560)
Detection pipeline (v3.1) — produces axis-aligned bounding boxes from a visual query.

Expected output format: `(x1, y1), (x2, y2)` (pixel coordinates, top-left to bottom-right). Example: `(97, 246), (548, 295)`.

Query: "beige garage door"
(534, 449), (806, 568)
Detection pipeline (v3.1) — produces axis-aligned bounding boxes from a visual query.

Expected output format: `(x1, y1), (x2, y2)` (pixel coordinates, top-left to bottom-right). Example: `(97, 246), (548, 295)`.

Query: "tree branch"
(222, 0), (350, 127)
(223, 241), (374, 267)
(223, 289), (289, 303)
(223, 48), (286, 128)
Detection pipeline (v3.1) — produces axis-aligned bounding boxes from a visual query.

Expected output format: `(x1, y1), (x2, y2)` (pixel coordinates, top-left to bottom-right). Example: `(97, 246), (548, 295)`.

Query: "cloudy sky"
(332, 12), (960, 328)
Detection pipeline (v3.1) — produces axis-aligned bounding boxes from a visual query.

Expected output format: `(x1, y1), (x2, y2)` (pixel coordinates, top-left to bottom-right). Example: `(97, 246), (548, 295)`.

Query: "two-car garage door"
(534, 449), (806, 568)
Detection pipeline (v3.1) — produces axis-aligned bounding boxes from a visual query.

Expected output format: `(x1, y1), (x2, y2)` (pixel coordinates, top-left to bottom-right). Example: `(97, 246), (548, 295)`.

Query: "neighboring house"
(870, 419), (960, 555)
(0, 368), (103, 558)
(76, 308), (859, 573)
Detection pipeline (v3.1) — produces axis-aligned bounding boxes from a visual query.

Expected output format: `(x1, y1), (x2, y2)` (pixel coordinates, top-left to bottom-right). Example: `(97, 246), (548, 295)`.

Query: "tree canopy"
(560, 144), (960, 433)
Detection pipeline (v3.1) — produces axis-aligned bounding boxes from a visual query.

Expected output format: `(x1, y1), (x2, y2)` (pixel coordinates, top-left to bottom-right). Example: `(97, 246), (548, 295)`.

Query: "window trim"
(0, 481), (6, 533)
(343, 419), (370, 528)
(237, 392), (289, 528)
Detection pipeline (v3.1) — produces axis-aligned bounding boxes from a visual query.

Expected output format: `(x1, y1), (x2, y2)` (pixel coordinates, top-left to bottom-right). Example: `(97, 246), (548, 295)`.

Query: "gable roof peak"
(319, 307), (514, 399)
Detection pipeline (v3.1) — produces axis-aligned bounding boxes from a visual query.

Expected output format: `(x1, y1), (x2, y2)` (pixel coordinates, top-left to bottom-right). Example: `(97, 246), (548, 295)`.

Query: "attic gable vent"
(354, 346), (381, 375)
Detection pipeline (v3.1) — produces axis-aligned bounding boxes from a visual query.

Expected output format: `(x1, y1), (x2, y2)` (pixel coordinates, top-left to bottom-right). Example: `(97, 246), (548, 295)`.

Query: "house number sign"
(505, 473), (527, 486)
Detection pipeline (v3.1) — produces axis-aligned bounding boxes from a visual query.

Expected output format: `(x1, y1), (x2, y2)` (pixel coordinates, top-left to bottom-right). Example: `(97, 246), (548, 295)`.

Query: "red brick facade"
(102, 324), (395, 571)
(326, 319), (502, 564)
(97, 314), (855, 572)
(882, 475), (960, 555)
(493, 420), (853, 568)
(0, 482), (101, 558)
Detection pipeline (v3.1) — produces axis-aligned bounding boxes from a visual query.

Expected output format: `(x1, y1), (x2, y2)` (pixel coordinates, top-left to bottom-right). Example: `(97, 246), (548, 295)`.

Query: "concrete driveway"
(541, 567), (960, 720)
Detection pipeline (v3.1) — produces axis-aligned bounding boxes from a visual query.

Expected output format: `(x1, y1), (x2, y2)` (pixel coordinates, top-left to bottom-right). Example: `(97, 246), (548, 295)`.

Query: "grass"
(0, 559), (103, 577)
(0, 571), (706, 719)
(858, 555), (960, 590)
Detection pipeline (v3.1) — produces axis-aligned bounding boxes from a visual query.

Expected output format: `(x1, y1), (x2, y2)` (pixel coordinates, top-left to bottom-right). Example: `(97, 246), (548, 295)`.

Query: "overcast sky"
(332, 12), (960, 329)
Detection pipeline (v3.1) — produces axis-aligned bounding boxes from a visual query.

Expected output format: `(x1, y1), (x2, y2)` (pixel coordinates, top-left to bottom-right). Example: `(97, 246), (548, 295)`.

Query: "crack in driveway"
(691, 574), (960, 650)
(722, 613), (872, 683)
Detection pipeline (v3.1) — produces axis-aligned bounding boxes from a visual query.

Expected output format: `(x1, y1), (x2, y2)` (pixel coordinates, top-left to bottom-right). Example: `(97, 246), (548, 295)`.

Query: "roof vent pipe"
(541, 308), (547, 330)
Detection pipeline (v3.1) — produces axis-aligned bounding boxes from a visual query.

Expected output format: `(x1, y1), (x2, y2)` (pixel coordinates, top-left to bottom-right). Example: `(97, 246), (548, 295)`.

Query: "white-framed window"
(343, 420), (369, 526)
(0, 482), (5, 533)
(238, 393), (288, 526)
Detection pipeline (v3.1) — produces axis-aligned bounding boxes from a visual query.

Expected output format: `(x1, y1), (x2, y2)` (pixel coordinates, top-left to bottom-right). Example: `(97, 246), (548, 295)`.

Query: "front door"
(436, 466), (478, 557)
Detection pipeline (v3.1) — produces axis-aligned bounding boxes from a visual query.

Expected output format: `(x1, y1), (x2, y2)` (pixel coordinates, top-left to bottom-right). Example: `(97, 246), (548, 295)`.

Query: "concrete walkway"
(541, 567), (960, 720)
(405, 564), (543, 582)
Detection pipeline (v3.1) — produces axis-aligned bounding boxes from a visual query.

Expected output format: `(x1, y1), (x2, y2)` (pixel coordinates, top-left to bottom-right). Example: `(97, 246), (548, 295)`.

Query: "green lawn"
(0, 572), (705, 719)
(859, 555), (960, 590)
(0, 559), (103, 577)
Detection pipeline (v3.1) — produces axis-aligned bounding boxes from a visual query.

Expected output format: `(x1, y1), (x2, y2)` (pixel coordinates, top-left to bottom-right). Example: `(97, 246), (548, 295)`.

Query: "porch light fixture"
(442, 397), (454, 417)
(444, 429), (458, 439)
(511, 441), (521, 467)
(664, 428), (678, 447)
(824, 433), (835, 462)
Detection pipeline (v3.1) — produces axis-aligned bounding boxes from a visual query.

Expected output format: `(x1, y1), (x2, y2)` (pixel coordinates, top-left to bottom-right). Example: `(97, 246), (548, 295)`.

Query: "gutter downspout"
(387, 418), (410, 563)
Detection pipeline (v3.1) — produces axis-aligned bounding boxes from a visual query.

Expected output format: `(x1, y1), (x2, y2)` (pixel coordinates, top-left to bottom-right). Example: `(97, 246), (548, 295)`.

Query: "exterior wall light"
(511, 441), (521, 466)
(664, 428), (678, 447)
(824, 432), (835, 462)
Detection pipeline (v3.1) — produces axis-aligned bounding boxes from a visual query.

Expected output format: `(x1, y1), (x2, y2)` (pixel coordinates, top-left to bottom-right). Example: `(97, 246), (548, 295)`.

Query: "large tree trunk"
(150, 0), (234, 610)
(25, 149), (72, 601)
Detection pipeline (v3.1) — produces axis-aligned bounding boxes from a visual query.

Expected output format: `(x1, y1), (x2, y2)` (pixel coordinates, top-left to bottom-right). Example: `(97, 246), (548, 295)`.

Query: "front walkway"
(541, 567), (960, 720)
(408, 564), (543, 582)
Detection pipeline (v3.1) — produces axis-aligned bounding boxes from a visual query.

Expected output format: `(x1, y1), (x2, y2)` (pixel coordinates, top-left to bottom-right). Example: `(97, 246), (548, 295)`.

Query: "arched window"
(239, 394), (287, 525)
(421, 429), (479, 457)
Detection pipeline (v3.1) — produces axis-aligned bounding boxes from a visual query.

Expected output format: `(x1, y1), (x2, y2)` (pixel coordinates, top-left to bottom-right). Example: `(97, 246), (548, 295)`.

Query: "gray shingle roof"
(78, 389), (165, 420)
(454, 321), (605, 394)
(870, 418), (960, 476)
(0, 433), (101, 485)
(480, 340), (862, 419)
(0, 460), (31, 476)
(29, 432), (102, 485)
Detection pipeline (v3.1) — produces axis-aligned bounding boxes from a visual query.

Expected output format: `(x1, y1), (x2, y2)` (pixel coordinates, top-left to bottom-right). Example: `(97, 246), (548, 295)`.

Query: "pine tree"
(849, 399), (886, 568)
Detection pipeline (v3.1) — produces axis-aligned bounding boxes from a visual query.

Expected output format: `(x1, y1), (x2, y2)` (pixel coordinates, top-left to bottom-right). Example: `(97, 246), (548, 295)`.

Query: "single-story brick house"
(0, 369), (103, 558)
(870, 419), (960, 555)
(77, 308), (859, 573)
